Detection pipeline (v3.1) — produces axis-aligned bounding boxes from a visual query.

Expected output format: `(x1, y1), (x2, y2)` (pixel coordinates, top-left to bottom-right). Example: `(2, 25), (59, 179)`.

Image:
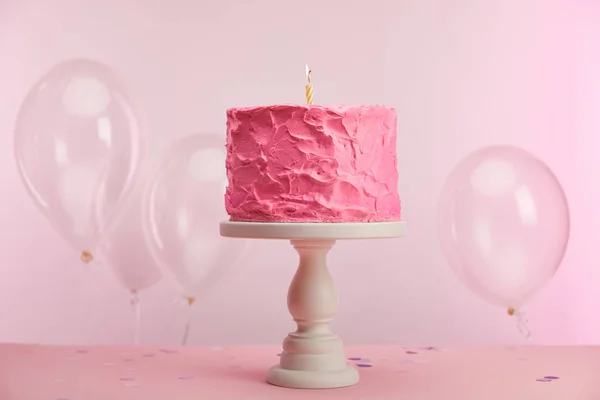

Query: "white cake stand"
(220, 221), (406, 389)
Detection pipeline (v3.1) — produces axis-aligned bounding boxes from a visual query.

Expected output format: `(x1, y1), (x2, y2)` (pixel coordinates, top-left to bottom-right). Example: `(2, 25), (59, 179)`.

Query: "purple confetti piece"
(348, 357), (362, 361)
(536, 378), (552, 383)
(356, 363), (373, 368)
(544, 376), (559, 380)
(120, 377), (135, 381)
(406, 351), (418, 355)
(75, 349), (89, 354)
(277, 353), (282, 356)
(179, 376), (195, 380)
(143, 353), (155, 357)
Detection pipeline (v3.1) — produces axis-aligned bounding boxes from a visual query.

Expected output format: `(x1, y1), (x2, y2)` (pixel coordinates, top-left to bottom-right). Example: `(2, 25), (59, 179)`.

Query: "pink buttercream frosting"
(224, 104), (401, 222)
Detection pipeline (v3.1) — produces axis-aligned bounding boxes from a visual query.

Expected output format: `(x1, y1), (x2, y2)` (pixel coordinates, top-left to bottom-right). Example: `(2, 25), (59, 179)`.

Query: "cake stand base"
(220, 221), (406, 389)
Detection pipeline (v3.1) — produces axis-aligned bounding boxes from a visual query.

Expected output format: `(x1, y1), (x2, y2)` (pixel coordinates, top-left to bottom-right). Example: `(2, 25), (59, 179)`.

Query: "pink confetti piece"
(123, 359), (134, 362)
(75, 349), (89, 354)
(536, 378), (552, 383)
(412, 359), (432, 364)
(120, 377), (135, 381)
(179, 376), (195, 380)
(142, 353), (155, 357)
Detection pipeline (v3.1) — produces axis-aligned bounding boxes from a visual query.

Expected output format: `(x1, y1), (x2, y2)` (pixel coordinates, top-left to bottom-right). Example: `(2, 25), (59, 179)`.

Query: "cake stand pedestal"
(220, 221), (406, 389)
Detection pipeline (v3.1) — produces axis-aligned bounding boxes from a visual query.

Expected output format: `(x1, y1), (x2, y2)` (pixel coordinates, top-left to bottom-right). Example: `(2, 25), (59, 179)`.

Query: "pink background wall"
(0, 0), (598, 346)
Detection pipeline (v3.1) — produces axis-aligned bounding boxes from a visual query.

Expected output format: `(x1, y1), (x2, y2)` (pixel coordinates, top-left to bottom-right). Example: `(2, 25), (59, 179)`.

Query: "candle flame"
(305, 64), (311, 84)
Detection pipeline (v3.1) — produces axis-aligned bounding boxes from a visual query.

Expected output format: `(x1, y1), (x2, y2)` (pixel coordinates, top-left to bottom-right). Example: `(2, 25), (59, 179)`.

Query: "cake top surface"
(227, 104), (395, 115)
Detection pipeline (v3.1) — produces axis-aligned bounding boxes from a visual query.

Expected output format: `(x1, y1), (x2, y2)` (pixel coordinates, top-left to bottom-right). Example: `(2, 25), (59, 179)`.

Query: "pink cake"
(224, 104), (400, 223)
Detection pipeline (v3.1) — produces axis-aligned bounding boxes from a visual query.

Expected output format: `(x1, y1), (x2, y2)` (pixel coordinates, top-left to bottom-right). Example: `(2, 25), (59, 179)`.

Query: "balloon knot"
(186, 297), (195, 306)
(80, 251), (93, 263)
(507, 306), (516, 316)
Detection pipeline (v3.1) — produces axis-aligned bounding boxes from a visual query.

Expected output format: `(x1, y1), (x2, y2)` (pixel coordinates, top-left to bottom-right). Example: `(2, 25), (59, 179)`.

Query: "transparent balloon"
(14, 59), (144, 261)
(97, 176), (163, 294)
(143, 134), (248, 301)
(437, 146), (570, 312)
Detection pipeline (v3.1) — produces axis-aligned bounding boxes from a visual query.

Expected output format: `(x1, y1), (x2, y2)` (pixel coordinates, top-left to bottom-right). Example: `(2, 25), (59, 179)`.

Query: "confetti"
(348, 357), (362, 361)
(179, 376), (195, 380)
(53, 378), (66, 383)
(159, 349), (178, 354)
(277, 353), (282, 356)
(123, 359), (134, 362)
(103, 362), (115, 366)
(536, 378), (552, 383)
(544, 376), (560, 380)
(75, 349), (89, 354)
(356, 363), (373, 368)
(123, 382), (138, 388)
(406, 351), (418, 355)
(142, 353), (155, 357)
(120, 377), (135, 381)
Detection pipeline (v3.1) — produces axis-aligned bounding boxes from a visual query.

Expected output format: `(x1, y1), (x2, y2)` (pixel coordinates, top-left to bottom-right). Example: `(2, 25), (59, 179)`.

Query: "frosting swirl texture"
(225, 104), (400, 222)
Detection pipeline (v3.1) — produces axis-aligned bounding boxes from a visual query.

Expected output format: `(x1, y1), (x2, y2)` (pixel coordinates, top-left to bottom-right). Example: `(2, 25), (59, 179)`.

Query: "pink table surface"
(0, 344), (598, 400)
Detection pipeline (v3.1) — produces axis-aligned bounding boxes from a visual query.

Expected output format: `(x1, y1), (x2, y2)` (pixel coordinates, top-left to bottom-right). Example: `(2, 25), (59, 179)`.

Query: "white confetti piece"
(123, 382), (138, 388)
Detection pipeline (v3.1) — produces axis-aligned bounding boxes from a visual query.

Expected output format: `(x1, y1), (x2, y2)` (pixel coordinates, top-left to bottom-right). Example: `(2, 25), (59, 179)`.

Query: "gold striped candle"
(305, 64), (314, 104)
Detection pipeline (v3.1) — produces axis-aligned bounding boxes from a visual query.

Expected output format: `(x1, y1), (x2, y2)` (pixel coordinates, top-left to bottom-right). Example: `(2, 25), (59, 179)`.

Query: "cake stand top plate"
(220, 221), (406, 240)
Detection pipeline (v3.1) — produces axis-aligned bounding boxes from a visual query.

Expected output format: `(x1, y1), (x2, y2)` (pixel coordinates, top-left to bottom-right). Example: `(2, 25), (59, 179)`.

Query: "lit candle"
(305, 64), (314, 105)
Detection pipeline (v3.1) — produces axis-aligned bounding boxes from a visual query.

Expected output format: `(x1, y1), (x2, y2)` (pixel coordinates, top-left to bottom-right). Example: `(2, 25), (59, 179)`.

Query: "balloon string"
(181, 298), (194, 346)
(130, 291), (141, 345)
(515, 309), (533, 344)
